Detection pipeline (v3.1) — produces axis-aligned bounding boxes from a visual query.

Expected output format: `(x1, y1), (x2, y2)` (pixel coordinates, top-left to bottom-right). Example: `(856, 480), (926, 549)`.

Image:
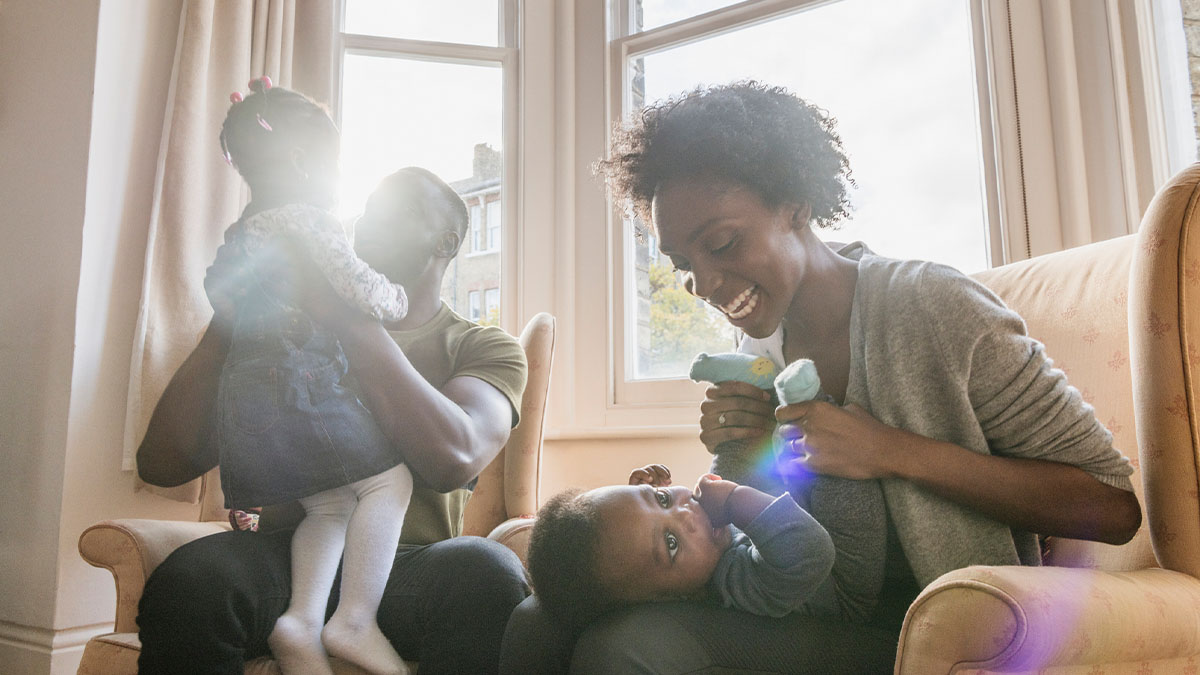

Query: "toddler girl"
(213, 77), (411, 675)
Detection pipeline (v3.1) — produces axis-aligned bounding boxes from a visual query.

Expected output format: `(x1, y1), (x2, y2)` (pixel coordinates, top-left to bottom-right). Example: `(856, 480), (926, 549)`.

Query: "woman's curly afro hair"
(595, 80), (853, 229)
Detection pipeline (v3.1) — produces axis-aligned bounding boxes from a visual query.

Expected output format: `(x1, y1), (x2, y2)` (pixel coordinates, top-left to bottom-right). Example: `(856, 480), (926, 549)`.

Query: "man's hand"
(693, 473), (739, 527)
(628, 463), (672, 487)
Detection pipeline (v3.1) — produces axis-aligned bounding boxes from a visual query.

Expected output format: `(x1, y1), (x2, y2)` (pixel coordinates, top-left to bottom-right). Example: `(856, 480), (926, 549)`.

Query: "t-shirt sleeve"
(918, 264), (1135, 491)
(709, 494), (835, 618)
(454, 325), (528, 428)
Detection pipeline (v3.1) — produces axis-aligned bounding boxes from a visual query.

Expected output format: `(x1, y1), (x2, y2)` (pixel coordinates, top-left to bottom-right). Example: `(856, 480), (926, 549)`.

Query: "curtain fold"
(123, 0), (334, 503)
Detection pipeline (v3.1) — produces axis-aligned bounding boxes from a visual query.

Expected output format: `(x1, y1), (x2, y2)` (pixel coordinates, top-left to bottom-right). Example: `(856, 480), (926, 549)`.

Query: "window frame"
(318, 1), (1177, 439)
(469, 202), (484, 253)
(331, 0), (521, 333)
(563, 0), (1171, 434)
(605, 0), (1006, 407)
(468, 289), (482, 320)
(486, 198), (502, 252)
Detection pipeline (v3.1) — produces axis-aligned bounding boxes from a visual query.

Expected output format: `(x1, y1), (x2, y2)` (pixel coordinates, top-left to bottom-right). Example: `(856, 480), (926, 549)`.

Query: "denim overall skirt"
(216, 282), (401, 508)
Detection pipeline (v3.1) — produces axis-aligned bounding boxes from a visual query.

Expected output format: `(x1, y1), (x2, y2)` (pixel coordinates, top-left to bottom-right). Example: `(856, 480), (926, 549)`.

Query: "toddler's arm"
(700, 474), (886, 622)
(704, 480), (836, 619)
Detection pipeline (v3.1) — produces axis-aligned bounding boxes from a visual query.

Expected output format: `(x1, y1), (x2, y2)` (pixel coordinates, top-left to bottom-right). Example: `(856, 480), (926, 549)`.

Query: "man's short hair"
(374, 167), (469, 255)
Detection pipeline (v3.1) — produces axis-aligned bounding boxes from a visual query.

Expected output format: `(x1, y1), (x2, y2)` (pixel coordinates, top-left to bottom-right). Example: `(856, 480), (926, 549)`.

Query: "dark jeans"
(138, 528), (529, 674)
(501, 592), (905, 675)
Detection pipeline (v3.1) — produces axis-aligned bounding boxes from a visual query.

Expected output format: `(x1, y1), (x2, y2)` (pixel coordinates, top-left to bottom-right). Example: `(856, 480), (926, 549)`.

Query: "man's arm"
(136, 319), (229, 486)
(137, 233), (246, 487)
(333, 314), (515, 492)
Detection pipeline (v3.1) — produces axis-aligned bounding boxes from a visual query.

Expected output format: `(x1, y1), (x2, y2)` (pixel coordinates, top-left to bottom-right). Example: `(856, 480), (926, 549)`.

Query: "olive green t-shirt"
(387, 302), (527, 545)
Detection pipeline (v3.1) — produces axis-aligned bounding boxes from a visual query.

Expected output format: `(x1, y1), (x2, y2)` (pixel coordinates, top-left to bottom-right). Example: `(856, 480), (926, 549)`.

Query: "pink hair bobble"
(247, 76), (273, 93)
(229, 91), (243, 103)
(256, 114), (273, 131)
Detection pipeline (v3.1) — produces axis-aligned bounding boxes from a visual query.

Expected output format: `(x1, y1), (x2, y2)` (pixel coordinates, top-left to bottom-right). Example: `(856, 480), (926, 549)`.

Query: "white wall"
(0, 1), (100, 670)
(0, 1), (197, 673)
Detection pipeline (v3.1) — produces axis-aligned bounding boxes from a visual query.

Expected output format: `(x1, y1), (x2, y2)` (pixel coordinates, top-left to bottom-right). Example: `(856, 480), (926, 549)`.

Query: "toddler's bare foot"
(322, 615), (408, 675)
(269, 613), (334, 675)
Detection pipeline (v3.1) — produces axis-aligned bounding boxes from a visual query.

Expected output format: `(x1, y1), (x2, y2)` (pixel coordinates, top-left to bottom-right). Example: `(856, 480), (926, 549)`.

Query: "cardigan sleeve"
(918, 264), (1134, 491)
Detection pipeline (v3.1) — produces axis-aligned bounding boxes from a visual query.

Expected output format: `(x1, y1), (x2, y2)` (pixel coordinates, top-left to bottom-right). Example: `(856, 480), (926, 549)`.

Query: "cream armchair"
(75, 312), (555, 675)
(895, 166), (1200, 673)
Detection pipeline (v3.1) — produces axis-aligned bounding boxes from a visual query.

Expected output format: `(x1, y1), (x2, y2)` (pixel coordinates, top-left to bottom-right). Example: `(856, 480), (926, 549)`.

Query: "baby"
(526, 463), (884, 629)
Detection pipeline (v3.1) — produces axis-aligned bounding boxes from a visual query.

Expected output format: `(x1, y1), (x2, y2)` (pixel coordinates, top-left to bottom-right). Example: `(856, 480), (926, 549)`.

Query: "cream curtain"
(123, 0), (334, 502)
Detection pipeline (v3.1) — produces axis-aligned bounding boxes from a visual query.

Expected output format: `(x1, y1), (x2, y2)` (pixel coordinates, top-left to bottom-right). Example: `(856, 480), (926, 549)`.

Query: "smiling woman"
(610, 0), (988, 384)
(542, 77), (1144, 675)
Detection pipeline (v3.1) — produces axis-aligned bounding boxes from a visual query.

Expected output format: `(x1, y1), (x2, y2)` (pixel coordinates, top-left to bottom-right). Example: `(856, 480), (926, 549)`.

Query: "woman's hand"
(629, 463), (672, 487)
(775, 401), (903, 480)
(699, 381), (776, 455)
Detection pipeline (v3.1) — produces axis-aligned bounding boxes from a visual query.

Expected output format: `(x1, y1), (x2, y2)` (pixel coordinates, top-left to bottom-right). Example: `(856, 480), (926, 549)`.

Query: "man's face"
(354, 181), (439, 286)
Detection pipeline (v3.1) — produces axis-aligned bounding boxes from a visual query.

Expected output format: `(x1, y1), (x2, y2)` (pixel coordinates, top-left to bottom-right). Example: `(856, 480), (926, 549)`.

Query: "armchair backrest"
(1129, 164), (1200, 579)
(462, 312), (555, 536)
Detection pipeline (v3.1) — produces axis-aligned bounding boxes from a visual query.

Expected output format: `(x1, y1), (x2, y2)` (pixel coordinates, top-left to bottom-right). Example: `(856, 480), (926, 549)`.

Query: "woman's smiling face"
(652, 175), (810, 339)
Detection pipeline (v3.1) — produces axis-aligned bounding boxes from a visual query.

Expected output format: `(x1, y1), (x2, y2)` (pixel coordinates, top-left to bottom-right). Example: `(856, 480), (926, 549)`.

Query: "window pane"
(484, 287), (500, 325)
(633, 0), (744, 33)
(470, 203), (483, 252)
(469, 290), (481, 320)
(631, 222), (738, 380)
(634, 0), (986, 272)
(340, 54), (503, 322)
(626, 0), (986, 380)
(344, 0), (500, 46)
(486, 199), (501, 251)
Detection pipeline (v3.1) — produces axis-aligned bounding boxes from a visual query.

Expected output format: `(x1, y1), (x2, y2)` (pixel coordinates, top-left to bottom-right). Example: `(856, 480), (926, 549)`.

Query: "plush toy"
(689, 352), (822, 493)
(688, 352), (779, 390)
(688, 352), (821, 405)
(691, 353), (820, 487)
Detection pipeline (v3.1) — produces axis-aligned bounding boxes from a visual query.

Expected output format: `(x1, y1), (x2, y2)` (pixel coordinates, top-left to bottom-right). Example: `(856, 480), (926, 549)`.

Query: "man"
(136, 167), (529, 674)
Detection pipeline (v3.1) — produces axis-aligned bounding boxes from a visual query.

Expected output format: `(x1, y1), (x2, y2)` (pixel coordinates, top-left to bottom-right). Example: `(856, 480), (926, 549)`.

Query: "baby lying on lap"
(526, 463), (883, 629)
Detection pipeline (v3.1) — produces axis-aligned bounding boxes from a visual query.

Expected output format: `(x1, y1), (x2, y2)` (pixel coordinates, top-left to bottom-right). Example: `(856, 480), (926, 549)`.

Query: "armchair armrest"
(78, 519), (232, 633)
(487, 516), (536, 567)
(896, 566), (1200, 674)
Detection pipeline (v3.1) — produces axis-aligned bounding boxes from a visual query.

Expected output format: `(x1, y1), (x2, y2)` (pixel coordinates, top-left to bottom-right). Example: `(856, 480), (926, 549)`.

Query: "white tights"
(268, 463), (413, 675)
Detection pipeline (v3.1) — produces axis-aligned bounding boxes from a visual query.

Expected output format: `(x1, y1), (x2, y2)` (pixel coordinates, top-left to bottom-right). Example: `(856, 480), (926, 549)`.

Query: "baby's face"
(590, 484), (734, 603)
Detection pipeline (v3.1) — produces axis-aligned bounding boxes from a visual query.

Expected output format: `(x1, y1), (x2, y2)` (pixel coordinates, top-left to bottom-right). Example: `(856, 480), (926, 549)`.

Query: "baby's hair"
(220, 78), (338, 184)
(594, 79), (853, 228)
(526, 489), (619, 629)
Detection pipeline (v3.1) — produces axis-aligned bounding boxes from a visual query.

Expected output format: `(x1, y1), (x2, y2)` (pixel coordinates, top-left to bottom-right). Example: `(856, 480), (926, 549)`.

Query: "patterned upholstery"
(896, 165), (1200, 673)
(76, 313), (555, 674)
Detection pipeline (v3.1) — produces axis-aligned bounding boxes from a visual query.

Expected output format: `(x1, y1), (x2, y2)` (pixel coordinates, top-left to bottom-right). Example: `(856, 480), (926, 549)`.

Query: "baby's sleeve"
(709, 494), (835, 618)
